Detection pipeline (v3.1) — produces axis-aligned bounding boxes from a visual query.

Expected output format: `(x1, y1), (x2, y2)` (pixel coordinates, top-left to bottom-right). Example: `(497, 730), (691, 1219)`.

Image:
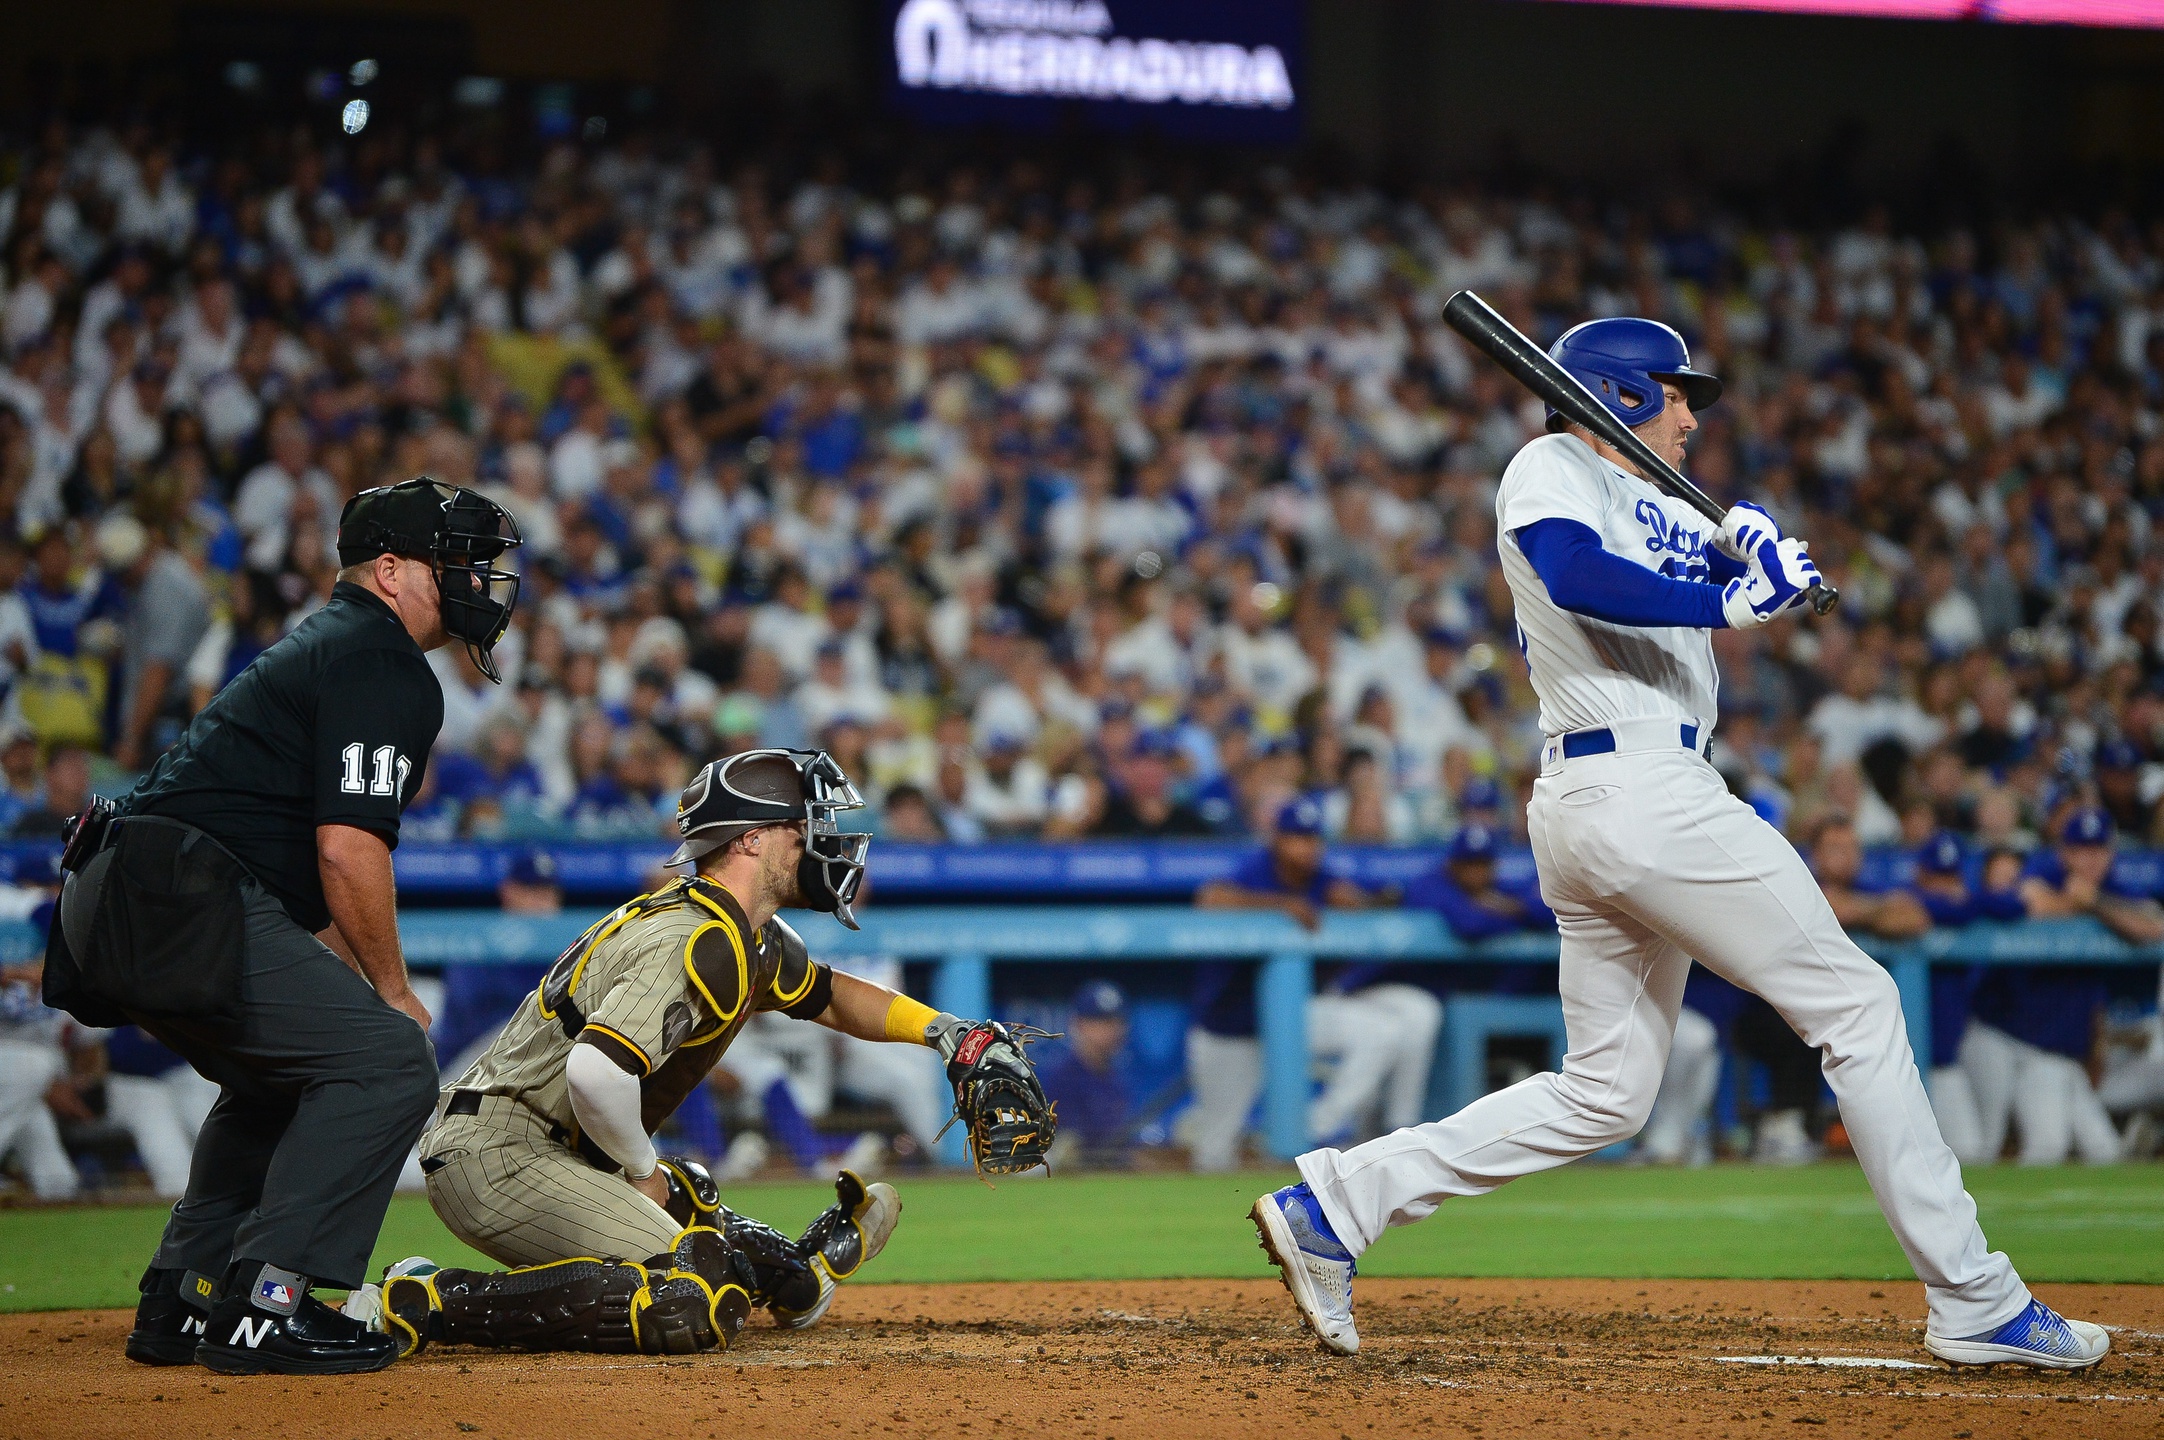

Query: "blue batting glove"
(1714, 502), (1780, 563)
(1722, 537), (1820, 629)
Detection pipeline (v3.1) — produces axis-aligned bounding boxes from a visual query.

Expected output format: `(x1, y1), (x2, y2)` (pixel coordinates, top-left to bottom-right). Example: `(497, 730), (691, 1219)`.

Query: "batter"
(1251, 317), (2109, 1373)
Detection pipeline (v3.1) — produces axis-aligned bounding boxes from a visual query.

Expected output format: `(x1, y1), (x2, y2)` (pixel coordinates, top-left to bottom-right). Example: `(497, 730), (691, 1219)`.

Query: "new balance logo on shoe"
(182, 1317), (205, 1337)
(229, 1316), (275, 1348)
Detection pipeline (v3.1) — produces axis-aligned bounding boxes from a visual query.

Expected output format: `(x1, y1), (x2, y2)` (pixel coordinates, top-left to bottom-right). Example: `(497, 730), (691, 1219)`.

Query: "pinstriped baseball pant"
(420, 1093), (681, 1267)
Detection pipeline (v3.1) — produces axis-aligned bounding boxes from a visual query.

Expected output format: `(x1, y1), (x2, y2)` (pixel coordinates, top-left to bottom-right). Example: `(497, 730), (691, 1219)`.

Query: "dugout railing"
(8, 907), (2150, 1166)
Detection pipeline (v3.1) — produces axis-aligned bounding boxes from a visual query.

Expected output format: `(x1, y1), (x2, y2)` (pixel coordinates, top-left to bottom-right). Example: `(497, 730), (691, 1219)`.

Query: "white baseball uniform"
(1294, 433), (2032, 1338)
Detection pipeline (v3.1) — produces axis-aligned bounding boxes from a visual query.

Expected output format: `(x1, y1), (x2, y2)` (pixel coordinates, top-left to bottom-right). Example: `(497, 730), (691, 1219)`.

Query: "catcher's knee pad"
(656, 1154), (720, 1229)
(631, 1225), (753, 1356)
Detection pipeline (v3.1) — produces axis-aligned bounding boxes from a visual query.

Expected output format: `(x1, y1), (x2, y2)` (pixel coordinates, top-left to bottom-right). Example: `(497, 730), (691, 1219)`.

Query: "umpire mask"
(668, 750), (872, 929)
(338, 477), (523, 682)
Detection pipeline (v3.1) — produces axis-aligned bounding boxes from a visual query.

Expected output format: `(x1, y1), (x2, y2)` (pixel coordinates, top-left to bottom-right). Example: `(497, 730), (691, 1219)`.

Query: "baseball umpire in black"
(43, 476), (521, 1376)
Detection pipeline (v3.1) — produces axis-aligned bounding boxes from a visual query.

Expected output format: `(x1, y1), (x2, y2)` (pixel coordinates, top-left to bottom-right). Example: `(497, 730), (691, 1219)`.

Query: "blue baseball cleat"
(1250, 1182), (1358, 1355)
(1925, 1298), (2109, 1371)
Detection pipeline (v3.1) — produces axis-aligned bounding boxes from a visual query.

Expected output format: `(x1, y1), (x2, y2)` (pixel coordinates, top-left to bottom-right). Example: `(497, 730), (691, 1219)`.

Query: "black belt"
(443, 1088), (618, 1173)
(1561, 721), (1702, 759)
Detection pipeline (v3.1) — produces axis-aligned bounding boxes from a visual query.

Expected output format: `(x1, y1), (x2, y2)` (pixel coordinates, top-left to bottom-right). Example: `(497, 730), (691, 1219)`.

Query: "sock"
(1289, 1183), (1345, 1250)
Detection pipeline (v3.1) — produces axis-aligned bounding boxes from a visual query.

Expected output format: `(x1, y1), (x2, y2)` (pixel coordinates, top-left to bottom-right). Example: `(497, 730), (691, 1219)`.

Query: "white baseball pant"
(105, 1063), (219, 1197)
(1183, 1027), (1261, 1173)
(0, 1039), (80, 1200)
(1308, 985), (1445, 1140)
(1635, 1003), (1720, 1163)
(1955, 1022), (2119, 1166)
(1297, 743), (2031, 1338)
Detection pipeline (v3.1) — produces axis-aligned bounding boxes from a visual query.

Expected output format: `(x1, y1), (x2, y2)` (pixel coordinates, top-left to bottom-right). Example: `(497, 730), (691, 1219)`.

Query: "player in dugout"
(1186, 796), (1403, 1167)
(347, 748), (1054, 1358)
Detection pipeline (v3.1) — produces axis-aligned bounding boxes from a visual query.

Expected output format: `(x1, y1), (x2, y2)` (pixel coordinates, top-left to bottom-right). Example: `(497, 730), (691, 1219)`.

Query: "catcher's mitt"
(934, 1019), (1058, 1179)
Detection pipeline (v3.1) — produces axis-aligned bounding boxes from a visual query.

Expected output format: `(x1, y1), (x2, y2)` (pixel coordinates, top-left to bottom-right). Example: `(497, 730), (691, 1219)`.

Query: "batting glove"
(1722, 537), (1820, 630)
(1713, 502), (1781, 563)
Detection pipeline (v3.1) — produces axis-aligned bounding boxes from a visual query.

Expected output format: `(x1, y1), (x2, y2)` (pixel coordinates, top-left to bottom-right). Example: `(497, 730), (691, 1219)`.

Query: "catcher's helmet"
(338, 476), (522, 682)
(668, 749), (871, 929)
(1544, 317), (1721, 434)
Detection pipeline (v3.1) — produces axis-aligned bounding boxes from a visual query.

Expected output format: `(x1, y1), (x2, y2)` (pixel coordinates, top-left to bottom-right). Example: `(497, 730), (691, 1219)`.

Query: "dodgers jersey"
(1495, 432), (1721, 736)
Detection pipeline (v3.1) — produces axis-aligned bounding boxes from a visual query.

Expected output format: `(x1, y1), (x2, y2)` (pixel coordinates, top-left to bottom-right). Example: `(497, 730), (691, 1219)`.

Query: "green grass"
(3, 1163), (2158, 1313)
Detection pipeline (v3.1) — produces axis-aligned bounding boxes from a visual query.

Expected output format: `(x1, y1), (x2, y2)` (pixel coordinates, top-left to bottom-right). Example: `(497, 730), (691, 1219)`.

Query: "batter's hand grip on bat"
(1442, 288), (1840, 617)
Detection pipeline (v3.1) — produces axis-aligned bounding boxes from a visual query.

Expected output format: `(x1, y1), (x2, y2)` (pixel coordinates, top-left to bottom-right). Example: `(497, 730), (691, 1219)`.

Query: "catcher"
(355, 748), (1055, 1359)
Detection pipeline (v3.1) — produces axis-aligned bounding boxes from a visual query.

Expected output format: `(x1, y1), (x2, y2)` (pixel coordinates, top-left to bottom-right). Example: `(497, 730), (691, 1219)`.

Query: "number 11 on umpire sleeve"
(339, 742), (406, 797)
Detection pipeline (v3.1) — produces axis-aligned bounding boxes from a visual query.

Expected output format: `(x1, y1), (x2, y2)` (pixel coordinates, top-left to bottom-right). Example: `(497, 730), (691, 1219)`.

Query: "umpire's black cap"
(337, 476), (516, 568)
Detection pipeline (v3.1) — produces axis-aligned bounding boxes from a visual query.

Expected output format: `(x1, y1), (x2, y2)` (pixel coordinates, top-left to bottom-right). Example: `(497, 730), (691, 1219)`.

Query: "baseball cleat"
(195, 1264), (401, 1376)
(1251, 1182), (1359, 1356)
(368, 1257), (444, 1359)
(125, 1268), (220, 1366)
(771, 1170), (901, 1330)
(1925, 1298), (2109, 1371)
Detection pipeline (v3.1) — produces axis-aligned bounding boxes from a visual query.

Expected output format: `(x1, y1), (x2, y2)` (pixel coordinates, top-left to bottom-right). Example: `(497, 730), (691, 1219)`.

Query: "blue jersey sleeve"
(1227, 849), (1280, 892)
(1412, 872), (1551, 942)
(1516, 518), (1730, 630)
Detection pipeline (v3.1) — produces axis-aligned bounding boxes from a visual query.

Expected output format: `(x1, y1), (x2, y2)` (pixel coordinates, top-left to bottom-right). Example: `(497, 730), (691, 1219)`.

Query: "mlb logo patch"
(258, 1279), (294, 1308)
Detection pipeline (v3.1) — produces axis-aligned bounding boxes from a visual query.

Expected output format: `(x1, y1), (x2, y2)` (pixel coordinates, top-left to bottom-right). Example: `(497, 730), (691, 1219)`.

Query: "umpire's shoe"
(195, 1261), (400, 1375)
(771, 1169), (901, 1330)
(125, 1267), (221, 1365)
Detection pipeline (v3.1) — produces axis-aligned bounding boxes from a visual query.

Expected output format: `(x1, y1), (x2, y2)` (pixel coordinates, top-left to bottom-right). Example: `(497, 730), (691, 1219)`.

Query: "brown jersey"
(448, 875), (832, 1168)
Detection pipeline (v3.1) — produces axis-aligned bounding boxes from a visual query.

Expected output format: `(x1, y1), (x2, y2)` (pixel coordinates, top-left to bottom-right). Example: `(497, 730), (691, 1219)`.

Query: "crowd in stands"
(5, 106), (2164, 1190)
(2, 115), (2164, 860)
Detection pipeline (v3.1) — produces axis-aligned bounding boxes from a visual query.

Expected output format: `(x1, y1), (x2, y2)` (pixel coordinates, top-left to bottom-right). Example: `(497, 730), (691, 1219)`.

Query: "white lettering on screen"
(895, 0), (1295, 109)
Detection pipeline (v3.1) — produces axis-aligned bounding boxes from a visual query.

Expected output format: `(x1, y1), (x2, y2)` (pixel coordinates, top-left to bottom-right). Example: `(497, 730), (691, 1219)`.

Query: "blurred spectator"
(100, 512), (211, 770)
(8, 743), (91, 839)
(1039, 981), (1135, 1168)
(1095, 730), (1211, 838)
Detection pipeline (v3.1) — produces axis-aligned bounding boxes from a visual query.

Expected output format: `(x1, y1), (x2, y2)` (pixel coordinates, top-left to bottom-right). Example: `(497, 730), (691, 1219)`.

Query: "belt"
(1542, 718), (1707, 773)
(441, 1087), (618, 1173)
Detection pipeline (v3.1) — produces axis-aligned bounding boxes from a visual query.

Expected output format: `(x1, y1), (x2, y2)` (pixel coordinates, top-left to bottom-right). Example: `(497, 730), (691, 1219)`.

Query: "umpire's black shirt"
(125, 581), (444, 933)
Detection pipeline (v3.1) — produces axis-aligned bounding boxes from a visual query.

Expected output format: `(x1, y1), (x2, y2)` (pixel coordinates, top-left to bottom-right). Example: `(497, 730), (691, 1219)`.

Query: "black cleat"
(125, 1268), (219, 1366)
(195, 1263), (400, 1376)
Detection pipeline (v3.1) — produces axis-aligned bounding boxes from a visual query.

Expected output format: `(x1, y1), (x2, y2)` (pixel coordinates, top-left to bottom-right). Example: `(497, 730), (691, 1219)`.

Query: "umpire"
(43, 477), (520, 1376)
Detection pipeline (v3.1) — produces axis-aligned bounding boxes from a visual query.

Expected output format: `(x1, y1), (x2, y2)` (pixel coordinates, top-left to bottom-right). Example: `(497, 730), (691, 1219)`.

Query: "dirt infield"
(3, 1279), (2158, 1440)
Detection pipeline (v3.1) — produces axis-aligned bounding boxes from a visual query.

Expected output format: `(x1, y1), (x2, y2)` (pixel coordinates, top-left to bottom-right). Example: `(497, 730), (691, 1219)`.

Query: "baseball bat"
(1441, 288), (1839, 616)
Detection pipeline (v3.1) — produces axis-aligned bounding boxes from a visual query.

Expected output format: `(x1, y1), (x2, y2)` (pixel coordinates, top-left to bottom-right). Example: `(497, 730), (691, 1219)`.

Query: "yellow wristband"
(884, 994), (941, 1045)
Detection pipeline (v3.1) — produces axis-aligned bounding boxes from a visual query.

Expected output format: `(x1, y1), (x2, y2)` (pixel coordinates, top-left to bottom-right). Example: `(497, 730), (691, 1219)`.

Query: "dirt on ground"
(2, 1279), (2159, 1440)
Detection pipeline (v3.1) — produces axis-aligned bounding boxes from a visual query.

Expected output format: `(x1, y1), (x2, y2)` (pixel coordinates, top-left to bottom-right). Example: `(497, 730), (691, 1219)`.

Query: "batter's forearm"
(1517, 518), (1730, 629)
(317, 823), (416, 1003)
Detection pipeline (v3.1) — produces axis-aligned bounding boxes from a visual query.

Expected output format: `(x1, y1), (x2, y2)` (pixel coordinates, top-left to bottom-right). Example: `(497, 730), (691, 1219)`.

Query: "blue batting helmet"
(1545, 317), (1722, 434)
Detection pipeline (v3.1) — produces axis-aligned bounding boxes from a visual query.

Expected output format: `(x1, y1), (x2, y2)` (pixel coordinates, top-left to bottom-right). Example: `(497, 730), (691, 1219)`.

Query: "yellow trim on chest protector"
(679, 918), (750, 1033)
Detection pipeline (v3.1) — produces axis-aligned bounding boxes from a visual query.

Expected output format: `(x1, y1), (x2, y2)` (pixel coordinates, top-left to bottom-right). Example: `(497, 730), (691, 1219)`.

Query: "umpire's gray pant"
(59, 846), (439, 1288)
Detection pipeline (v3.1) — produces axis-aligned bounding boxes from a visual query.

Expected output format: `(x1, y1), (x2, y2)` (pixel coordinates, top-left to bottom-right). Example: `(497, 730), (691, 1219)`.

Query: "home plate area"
(2, 1279), (2158, 1440)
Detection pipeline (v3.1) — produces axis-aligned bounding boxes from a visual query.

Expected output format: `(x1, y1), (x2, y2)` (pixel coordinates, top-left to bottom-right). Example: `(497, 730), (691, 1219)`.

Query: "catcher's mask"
(337, 476), (523, 682)
(668, 749), (871, 929)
